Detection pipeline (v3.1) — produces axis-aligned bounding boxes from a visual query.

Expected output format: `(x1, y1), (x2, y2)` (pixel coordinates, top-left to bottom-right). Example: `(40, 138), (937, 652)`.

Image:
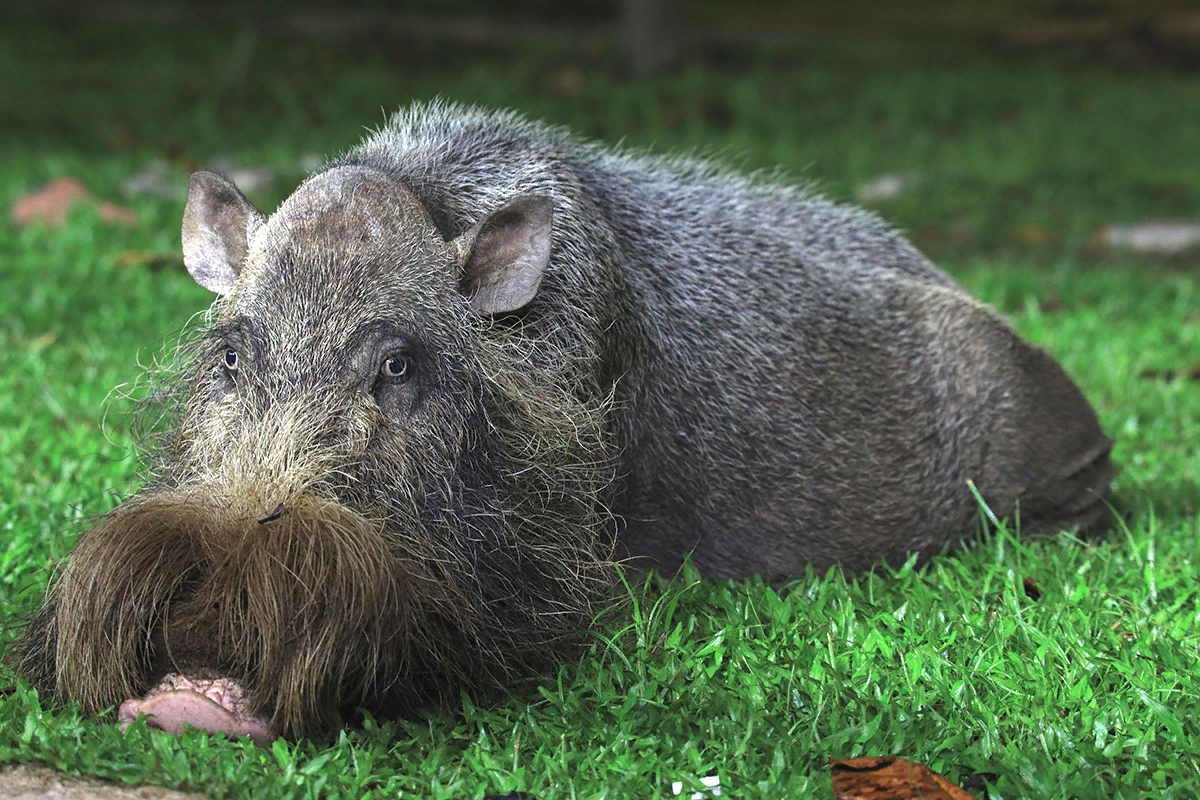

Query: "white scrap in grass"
(1097, 220), (1200, 255)
(206, 157), (275, 195)
(122, 160), (187, 199)
(854, 171), (922, 204)
(672, 774), (722, 798)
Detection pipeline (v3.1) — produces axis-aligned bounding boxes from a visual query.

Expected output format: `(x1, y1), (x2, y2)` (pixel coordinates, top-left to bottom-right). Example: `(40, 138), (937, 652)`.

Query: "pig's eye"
(379, 354), (412, 382)
(224, 350), (239, 370)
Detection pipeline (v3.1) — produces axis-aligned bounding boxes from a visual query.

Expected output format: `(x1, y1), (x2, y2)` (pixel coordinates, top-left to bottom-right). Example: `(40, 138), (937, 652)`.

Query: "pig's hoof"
(118, 673), (275, 745)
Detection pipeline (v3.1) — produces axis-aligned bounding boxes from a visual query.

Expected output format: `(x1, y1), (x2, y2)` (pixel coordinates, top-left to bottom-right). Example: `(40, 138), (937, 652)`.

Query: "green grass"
(2, 11), (1199, 799)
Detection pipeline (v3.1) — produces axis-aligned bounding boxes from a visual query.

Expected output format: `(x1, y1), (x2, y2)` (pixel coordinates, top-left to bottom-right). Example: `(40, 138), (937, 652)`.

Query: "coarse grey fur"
(8, 100), (1113, 739)
(334, 100), (1112, 578)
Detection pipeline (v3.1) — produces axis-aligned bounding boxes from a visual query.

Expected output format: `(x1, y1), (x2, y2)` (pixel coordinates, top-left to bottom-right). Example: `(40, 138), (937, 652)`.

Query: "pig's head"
(9, 167), (620, 741)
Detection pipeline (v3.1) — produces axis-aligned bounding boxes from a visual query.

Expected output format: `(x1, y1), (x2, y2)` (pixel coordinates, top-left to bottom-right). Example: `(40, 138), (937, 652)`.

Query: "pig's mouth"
(117, 673), (275, 745)
(41, 485), (421, 741)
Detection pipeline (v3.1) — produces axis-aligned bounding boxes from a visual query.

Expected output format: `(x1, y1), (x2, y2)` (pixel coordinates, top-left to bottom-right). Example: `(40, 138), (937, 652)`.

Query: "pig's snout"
(40, 485), (417, 740)
(118, 674), (275, 745)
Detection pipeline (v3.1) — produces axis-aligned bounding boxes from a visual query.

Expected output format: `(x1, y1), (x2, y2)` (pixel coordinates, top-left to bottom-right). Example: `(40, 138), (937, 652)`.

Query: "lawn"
(1, 9), (1198, 799)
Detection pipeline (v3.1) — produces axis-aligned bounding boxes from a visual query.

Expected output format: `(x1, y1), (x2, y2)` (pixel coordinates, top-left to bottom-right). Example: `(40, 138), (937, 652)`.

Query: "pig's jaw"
(117, 673), (275, 745)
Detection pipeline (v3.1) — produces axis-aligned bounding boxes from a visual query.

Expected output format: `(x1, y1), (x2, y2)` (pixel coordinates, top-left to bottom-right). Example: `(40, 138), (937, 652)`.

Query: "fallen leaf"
(10, 177), (137, 227)
(10, 177), (88, 226)
(831, 757), (977, 800)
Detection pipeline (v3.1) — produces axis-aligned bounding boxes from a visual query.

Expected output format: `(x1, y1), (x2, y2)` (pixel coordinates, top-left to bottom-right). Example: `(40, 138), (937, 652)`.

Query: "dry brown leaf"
(831, 757), (978, 800)
(10, 177), (137, 227)
(10, 177), (88, 226)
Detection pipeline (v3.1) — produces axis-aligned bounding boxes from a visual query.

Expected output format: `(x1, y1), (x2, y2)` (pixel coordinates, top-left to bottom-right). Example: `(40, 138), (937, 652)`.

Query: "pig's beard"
(10, 321), (621, 739)
(22, 465), (616, 740)
(27, 488), (421, 739)
(13, 380), (620, 739)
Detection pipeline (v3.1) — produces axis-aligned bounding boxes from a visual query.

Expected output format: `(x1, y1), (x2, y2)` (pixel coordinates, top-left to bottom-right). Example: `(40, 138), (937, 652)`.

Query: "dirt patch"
(0, 764), (205, 800)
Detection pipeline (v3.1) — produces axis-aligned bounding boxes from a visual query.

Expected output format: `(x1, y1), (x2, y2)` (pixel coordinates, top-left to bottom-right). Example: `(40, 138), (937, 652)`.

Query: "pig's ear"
(454, 195), (553, 315)
(182, 171), (265, 295)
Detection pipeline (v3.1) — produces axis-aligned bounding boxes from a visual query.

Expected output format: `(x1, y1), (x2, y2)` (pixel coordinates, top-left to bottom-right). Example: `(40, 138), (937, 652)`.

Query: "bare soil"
(0, 765), (205, 800)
